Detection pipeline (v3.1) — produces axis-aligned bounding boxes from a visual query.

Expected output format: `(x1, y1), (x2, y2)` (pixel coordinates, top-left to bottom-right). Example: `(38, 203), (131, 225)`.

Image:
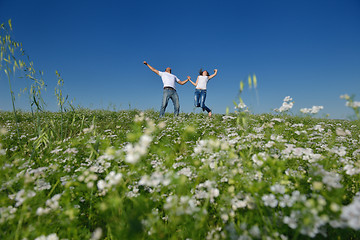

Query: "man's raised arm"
(143, 61), (159, 75)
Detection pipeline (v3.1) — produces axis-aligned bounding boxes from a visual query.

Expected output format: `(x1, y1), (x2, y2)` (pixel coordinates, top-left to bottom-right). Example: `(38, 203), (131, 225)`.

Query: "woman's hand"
(209, 69), (218, 80)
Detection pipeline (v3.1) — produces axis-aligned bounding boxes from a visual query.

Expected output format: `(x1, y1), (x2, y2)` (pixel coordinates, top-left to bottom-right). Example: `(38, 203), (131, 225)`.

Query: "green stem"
(14, 203), (26, 240)
(6, 65), (20, 140)
(47, 179), (60, 198)
(60, 106), (63, 140)
(89, 188), (94, 229)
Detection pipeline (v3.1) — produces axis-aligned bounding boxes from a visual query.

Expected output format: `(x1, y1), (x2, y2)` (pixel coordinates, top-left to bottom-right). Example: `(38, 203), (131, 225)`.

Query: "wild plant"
(0, 19), (46, 137)
(341, 94), (360, 120)
(233, 74), (258, 129)
(1, 20), (21, 139)
(55, 70), (67, 139)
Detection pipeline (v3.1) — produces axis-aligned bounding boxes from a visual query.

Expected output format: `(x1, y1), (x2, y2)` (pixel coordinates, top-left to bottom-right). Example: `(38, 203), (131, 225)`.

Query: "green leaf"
(233, 100), (237, 107)
(8, 19), (12, 30)
(253, 74), (257, 88)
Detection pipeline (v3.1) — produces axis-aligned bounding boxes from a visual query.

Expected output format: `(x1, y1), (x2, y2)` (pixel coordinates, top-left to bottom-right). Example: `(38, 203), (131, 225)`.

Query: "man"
(143, 61), (189, 117)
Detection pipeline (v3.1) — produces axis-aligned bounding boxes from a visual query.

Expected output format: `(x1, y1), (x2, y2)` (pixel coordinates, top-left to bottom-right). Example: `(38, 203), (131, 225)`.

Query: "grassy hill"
(0, 110), (359, 239)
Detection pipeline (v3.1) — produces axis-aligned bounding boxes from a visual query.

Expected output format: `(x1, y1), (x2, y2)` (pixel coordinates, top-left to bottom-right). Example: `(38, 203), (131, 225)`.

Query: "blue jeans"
(194, 89), (211, 113)
(160, 88), (180, 117)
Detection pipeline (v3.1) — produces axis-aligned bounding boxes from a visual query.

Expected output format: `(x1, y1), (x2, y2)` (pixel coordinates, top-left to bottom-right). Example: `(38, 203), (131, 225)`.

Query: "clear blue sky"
(1, 0), (359, 119)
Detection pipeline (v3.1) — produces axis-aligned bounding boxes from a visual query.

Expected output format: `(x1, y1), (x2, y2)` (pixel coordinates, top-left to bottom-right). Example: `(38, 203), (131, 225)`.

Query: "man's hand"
(214, 69), (218, 72)
(144, 61), (159, 75)
(187, 76), (191, 80)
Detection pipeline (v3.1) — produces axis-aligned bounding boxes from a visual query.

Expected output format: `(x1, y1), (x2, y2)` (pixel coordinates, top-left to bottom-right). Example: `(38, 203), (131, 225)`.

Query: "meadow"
(0, 109), (360, 240)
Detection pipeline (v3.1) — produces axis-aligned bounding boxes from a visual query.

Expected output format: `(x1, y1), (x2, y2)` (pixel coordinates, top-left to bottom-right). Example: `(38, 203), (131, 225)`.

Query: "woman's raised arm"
(209, 69), (218, 80)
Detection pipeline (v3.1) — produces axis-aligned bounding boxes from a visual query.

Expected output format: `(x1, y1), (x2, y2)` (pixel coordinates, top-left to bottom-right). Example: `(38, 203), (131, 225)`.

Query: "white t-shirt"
(196, 76), (209, 89)
(159, 71), (180, 89)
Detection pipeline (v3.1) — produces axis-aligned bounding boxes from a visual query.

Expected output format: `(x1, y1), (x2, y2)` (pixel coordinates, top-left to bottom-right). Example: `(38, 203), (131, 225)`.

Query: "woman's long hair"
(199, 68), (210, 76)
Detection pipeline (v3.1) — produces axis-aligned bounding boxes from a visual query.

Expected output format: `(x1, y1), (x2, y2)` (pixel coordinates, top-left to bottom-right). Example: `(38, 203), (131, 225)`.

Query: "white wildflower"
(279, 102), (293, 112)
(105, 171), (122, 186)
(315, 167), (342, 189)
(330, 146), (347, 157)
(344, 164), (360, 176)
(46, 194), (61, 209)
(340, 94), (350, 100)
(83, 124), (95, 134)
(209, 188), (220, 199)
(221, 213), (229, 222)
(177, 167), (192, 178)
(279, 194), (294, 208)
(284, 96), (292, 102)
(283, 211), (299, 229)
(275, 96), (294, 112)
(291, 190), (306, 203)
(0, 128), (8, 135)
(271, 118), (284, 122)
(235, 102), (247, 109)
(262, 194), (278, 208)
(12, 189), (36, 207)
(36, 207), (50, 216)
(164, 195), (200, 216)
(313, 124), (324, 132)
(252, 154), (263, 166)
(265, 141), (275, 148)
(346, 101), (360, 108)
(63, 147), (78, 154)
(231, 197), (247, 210)
(50, 147), (63, 154)
(336, 128), (351, 136)
(340, 194), (360, 230)
(91, 228), (103, 240)
(330, 203), (340, 212)
(37, 194), (62, 216)
(300, 106), (323, 114)
(125, 134), (152, 164)
(270, 184), (286, 194)
(97, 180), (106, 191)
(249, 225), (261, 238)
(139, 171), (171, 188)
(194, 181), (220, 203)
(35, 233), (58, 240)
(96, 171), (122, 194)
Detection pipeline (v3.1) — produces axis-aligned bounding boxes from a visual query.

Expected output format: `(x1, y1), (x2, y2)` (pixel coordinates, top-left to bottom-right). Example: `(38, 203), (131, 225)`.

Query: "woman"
(189, 68), (218, 117)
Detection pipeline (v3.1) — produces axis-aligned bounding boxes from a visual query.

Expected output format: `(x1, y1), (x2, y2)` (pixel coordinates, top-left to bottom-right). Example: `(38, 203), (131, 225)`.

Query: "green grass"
(0, 110), (360, 239)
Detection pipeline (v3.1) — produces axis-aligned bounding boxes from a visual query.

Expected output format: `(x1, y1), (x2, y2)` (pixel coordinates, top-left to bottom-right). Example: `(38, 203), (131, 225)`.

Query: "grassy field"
(2, 18), (360, 239)
(0, 109), (359, 240)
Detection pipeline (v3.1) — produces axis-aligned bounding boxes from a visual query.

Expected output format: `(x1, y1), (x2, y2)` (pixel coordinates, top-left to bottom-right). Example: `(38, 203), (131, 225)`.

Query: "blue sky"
(1, 0), (359, 119)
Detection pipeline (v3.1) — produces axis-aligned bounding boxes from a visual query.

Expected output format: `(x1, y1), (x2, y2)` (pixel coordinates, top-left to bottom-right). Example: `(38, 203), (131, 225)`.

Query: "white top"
(159, 71), (180, 89)
(196, 76), (209, 89)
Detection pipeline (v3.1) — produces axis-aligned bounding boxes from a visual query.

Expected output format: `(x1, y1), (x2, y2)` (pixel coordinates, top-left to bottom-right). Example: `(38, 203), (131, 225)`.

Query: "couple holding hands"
(144, 61), (218, 117)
